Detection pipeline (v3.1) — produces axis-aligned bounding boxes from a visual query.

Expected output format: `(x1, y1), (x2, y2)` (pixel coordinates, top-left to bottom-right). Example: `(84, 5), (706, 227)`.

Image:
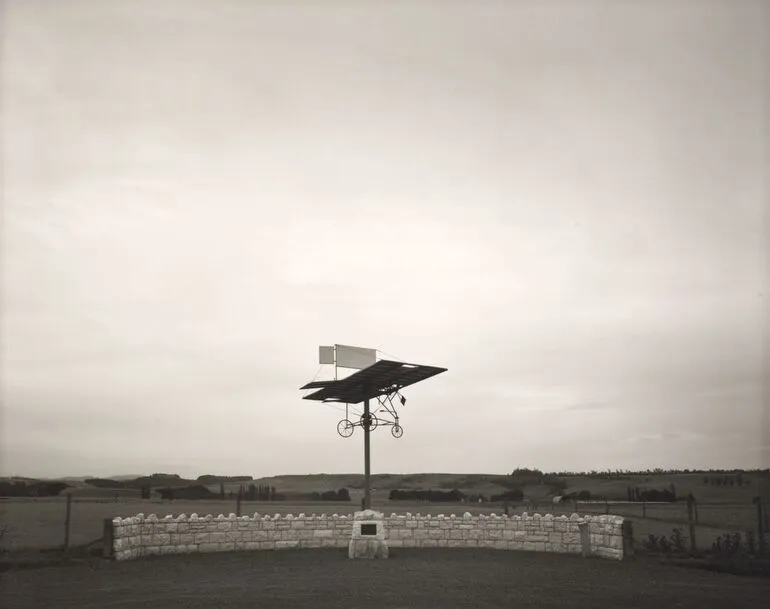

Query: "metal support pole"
(364, 398), (371, 510)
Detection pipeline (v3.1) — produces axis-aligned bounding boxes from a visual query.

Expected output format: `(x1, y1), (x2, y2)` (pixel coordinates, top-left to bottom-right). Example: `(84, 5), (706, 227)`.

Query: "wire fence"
(2, 495), (767, 555)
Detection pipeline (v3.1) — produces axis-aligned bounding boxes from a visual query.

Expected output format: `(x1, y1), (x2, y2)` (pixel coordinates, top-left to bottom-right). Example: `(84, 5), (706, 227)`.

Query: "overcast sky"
(1, 0), (767, 479)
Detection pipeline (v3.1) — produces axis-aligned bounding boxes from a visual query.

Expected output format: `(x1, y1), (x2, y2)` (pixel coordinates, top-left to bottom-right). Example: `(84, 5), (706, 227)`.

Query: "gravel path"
(2, 549), (768, 609)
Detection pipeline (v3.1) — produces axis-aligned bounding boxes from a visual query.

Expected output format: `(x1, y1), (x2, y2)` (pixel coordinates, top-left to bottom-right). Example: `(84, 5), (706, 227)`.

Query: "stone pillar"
(578, 521), (591, 557)
(348, 509), (388, 559)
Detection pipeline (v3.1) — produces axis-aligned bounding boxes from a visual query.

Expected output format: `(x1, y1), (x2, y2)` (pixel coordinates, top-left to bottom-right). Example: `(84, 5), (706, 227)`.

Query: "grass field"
(2, 471), (767, 555)
(2, 548), (769, 609)
(1, 496), (765, 555)
(0, 498), (502, 551)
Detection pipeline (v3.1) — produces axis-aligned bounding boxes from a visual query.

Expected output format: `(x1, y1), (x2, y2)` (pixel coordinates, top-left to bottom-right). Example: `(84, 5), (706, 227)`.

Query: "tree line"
(389, 489), (512, 503)
(626, 485), (677, 502)
(0, 480), (70, 497)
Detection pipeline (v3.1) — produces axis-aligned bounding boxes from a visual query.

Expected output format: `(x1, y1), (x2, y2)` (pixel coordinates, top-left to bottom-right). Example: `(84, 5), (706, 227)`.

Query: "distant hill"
(3, 469), (767, 504)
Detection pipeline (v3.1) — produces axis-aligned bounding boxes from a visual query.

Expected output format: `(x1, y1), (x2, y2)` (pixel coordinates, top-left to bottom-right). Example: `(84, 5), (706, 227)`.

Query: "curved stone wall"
(111, 512), (626, 561)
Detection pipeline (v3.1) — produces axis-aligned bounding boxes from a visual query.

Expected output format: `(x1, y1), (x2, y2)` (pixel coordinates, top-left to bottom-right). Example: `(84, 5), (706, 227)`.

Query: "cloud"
(1, 0), (766, 477)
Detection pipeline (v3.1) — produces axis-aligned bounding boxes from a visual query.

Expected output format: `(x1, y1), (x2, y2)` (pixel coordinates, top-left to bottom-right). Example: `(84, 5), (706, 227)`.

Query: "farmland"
(1, 469), (768, 555)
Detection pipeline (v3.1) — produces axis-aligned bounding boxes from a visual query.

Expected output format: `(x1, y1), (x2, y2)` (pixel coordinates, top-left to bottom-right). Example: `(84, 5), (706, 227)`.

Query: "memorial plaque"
(361, 523), (377, 536)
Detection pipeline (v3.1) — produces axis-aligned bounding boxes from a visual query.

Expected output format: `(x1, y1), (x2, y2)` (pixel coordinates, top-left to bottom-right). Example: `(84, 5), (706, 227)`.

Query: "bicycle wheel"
(337, 419), (354, 437)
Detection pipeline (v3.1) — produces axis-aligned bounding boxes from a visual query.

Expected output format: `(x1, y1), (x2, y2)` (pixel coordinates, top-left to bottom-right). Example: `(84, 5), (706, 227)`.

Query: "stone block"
(194, 533), (210, 544)
(297, 529), (314, 540)
(348, 538), (388, 559)
(259, 541), (276, 550)
(210, 532), (227, 543)
(199, 543), (221, 553)
(563, 533), (579, 544)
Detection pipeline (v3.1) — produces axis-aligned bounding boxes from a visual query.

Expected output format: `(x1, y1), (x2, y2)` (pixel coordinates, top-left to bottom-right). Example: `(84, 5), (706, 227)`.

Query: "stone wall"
(111, 512), (625, 561)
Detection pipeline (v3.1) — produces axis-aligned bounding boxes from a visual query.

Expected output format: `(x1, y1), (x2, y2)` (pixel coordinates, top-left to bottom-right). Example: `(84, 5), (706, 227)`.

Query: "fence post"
(754, 497), (766, 555)
(236, 489), (242, 517)
(642, 500), (646, 519)
(64, 493), (72, 552)
(103, 518), (114, 559)
(622, 520), (635, 559)
(686, 495), (697, 554)
(605, 499), (609, 515)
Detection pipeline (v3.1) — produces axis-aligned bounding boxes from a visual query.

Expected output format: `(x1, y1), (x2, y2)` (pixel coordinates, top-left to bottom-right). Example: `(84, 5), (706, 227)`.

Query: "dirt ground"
(2, 548), (768, 609)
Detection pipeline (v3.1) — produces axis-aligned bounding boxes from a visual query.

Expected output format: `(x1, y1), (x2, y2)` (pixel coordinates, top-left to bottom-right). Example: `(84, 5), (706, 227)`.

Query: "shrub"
(643, 535), (660, 552)
(670, 528), (687, 553)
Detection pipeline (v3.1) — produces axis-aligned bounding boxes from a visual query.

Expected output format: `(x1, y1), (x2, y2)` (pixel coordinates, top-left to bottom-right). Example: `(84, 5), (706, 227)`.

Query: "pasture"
(1, 470), (767, 558)
(0, 495), (764, 555)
